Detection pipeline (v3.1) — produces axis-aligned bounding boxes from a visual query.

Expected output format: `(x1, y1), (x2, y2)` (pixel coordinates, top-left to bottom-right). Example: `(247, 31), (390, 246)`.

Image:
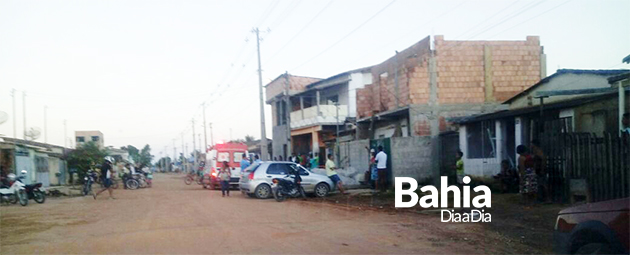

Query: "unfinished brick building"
(355, 35), (545, 181)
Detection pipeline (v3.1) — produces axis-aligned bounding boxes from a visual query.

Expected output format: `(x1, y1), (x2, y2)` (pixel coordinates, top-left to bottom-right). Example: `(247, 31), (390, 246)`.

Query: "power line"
(264, 0), (335, 64)
(289, 0), (397, 73)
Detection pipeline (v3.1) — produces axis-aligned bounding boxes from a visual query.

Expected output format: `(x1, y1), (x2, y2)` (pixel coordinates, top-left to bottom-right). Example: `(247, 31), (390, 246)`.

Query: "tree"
(67, 141), (107, 182)
(138, 144), (153, 168)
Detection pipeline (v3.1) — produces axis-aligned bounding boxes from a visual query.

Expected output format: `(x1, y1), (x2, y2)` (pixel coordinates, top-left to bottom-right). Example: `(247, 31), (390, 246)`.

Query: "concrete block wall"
(334, 139), (371, 185)
(390, 136), (433, 183)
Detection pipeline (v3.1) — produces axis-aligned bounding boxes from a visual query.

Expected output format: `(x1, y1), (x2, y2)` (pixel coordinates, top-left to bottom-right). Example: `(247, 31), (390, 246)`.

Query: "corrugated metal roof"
(451, 91), (621, 124)
(503, 69), (629, 104)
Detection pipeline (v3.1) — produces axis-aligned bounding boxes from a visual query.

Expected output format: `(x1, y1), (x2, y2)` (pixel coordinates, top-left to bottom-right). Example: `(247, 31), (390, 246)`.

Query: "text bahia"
(395, 176), (492, 223)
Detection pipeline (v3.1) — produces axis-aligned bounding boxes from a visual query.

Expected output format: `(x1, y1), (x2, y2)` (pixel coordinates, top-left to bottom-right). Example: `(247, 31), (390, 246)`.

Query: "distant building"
(75, 131), (104, 148)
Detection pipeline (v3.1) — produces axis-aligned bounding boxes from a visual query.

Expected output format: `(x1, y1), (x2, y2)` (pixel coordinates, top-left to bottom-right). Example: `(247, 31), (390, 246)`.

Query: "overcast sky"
(1, 0), (629, 159)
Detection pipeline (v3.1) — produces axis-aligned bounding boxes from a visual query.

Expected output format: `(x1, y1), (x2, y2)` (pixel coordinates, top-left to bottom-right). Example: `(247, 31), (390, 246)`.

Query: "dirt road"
(1, 173), (535, 254)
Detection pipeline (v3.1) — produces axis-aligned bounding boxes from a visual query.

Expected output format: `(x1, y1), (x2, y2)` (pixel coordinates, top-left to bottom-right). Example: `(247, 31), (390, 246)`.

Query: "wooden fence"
(541, 132), (629, 203)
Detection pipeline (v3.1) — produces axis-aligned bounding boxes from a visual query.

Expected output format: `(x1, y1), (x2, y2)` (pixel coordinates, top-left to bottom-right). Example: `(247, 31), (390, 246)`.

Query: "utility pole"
(173, 139), (176, 167)
(284, 72), (291, 159)
(44, 106), (48, 143)
(63, 119), (67, 148)
(22, 91), (26, 140)
(253, 27), (268, 160)
(202, 102), (208, 153)
(209, 123), (214, 147)
(11, 89), (16, 138)
(198, 134), (201, 153)
(191, 119), (196, 163)
(181, 132), (185, 171)
(335, 102), (340, 165)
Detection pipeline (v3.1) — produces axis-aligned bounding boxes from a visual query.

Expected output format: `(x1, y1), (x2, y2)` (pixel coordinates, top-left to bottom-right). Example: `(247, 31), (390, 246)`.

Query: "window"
(91, 136), (100, 142)
(466, 120), (496, 159)
(217, 152), (230, 163)
(233, 152), (244, 163)
(76, 136), (85, 142)
(325, 95), (338, 105)
(266, 163), (290, 175)
(291, 164), (310, 176)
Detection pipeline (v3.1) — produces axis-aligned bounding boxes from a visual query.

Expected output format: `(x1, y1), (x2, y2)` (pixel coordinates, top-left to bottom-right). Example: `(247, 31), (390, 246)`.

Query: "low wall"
(390, 136), (433, 183)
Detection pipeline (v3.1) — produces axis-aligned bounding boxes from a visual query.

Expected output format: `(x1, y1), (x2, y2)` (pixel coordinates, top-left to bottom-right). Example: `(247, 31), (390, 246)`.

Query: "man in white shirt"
(375, 146), (388, 192)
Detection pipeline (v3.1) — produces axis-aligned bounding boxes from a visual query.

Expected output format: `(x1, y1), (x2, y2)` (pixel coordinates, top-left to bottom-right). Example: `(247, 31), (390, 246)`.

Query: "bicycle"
(184, 173), (204, 185)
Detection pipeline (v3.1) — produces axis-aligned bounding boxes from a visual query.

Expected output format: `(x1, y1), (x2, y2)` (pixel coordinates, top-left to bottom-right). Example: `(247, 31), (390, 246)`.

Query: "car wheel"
(314, 183), (330, 197)
(254, 184), (271, 199)
(575, 243), (614, 254)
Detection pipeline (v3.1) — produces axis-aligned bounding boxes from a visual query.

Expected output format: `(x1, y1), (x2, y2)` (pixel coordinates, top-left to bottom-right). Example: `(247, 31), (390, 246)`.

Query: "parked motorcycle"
(24, 182), (46, 204)
(271, 173), (306, 202)
(0, 173), (28, 206)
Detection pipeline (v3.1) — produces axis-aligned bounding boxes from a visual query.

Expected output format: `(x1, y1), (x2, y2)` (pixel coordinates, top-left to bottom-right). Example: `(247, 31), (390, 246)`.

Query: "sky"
(1, 0), (629, 159)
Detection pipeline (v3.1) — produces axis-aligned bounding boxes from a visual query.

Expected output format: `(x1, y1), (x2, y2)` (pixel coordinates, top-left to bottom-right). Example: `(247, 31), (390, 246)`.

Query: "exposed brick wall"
(356, 35), (543, 121)
(435, 35), (542, 103)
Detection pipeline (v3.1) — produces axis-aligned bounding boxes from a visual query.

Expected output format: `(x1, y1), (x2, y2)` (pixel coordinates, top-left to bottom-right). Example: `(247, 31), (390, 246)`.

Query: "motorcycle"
(24, 182), (46, 204)
(83, 170), (98, 196)
(271, 173), (306, 202)
(0, 174), (28, 206)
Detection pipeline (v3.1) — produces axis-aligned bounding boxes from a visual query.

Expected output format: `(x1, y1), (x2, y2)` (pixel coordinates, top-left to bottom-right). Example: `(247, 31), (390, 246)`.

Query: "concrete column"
(312, 131), (319, 156)
(429, 56), (438, 106)
(495, 120), (503, 161)
(515, 117), (522, 162)
(316, 90), (321, 116)
(484, 45), (495, 102)
(619, 81), (626, 136)
(540, 52), (547, 79)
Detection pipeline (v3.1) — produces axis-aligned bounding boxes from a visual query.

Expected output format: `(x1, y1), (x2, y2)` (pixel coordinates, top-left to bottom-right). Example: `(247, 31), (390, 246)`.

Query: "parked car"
(239, 161), (333, 199)
(554, 198), (629, 254)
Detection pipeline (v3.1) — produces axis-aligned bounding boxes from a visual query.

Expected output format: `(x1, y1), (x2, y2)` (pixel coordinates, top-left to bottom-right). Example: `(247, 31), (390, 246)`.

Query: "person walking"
(219, 161), (231, 197)
(94, 156), (115, 200)
(326, 154), (346, 194)
(375, 146), (388, 192)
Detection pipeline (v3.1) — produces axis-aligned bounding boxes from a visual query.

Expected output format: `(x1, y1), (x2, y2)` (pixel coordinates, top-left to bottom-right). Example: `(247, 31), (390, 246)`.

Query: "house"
(350, 35), (546, 183)
(0, 137), (69, 187)
(75, 130), (104, 149)
(283, 67), (373, 162)
(265, 74), (321, 160)
(452, 69), (629, 177)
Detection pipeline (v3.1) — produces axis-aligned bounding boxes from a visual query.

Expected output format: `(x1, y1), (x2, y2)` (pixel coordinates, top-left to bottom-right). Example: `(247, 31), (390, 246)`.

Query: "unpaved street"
(2, 174), (530, 254)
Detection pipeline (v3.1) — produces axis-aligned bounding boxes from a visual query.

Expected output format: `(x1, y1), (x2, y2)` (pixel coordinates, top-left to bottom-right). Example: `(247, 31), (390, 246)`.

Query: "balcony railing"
(290, 104), (347, 129)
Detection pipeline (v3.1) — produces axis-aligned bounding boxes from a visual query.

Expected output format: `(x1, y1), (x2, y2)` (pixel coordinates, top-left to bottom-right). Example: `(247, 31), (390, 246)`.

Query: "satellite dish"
(0, 111), (8, 125)
(25, 127), (41, 141)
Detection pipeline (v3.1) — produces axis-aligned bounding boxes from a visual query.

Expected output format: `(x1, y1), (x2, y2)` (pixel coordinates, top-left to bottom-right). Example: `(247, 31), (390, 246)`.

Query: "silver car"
(239, 161), (333, 199)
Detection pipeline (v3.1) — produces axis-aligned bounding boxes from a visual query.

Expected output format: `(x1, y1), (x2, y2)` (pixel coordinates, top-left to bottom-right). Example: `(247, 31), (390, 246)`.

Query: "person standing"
(219, 161), (231, 197)
(455, 150), (465, 185)
(240, 154), (251, 172)
(517, 145), (537, 204)
(310, 152), (319, 170)
(531, 139), (549, 203)
(254, 154), (261, 164)
(94, 156), (115, 200)
(300, 153), (308, 167)
(375, 146), (388, 192)
(370, 149), (378, 190)
(325, 153), (346, 194)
